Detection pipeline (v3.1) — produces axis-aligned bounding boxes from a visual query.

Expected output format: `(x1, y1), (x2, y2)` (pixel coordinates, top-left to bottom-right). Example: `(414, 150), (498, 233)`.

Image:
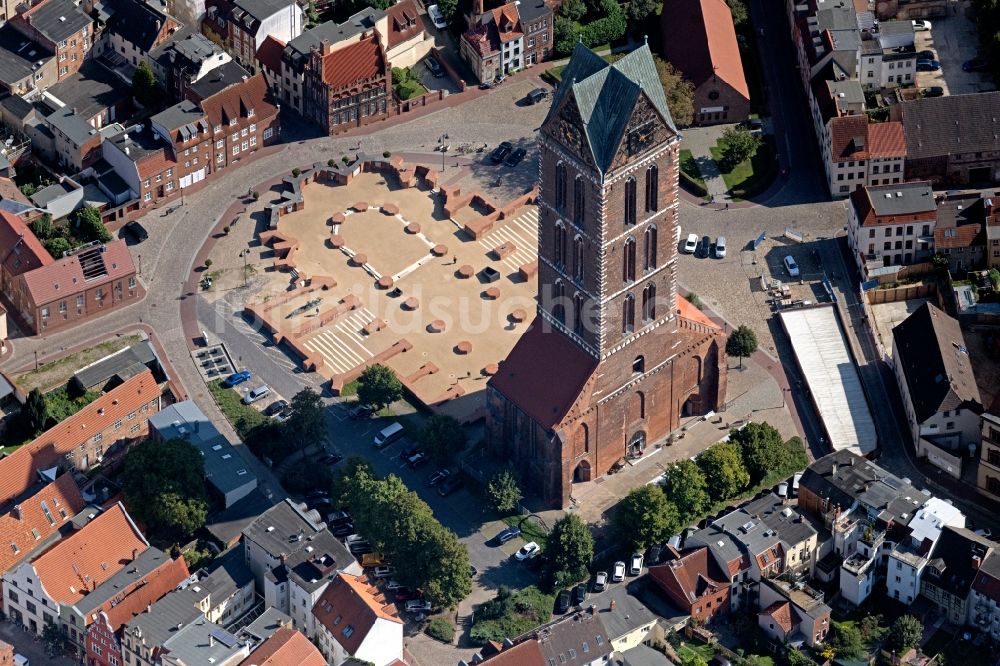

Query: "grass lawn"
(469, 586), (553, 646)
(395, 80), (427, 101)
(17, 334), (142, 393)
(341, 380), (359, 397)
(207, 379), (267, 439)
(680, 149), (707, 189)
(44, 386), (99, 423)
(709, 138), (777, 200)
(504, 514), (549, 550)
(676, 642), (716, 663)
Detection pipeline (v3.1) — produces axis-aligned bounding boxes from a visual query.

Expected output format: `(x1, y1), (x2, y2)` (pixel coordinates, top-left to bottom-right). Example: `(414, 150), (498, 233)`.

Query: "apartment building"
(10, 0), (92, 81)
(977, 413), (1000, 502)
(302, 31), (389, 135)
(846, 181), (935, 279)
(203, 0), (303, 71)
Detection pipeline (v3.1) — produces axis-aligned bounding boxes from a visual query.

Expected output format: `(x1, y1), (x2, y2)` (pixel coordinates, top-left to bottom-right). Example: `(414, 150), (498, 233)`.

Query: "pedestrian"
(725, 202), (729, 211)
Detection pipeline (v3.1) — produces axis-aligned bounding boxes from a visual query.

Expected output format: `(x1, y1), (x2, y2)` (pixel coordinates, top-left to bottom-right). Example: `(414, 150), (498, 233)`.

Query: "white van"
(374, 422), (404, 449)
(243, 385), (271, 404)
(14, 655), (28, 666)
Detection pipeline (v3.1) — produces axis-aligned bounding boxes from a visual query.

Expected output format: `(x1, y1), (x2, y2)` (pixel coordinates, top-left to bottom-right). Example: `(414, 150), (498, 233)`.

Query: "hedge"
(680, 171), (708, 197)
(426, 618), (455, 642)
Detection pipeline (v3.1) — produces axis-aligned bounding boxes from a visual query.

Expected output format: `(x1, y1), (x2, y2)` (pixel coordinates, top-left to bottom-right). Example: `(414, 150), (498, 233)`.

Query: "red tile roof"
(240, 627), (327, 666)
(830, 115), (870, 160)
(0, 474), (85, 575)
(92, 553), (189, 631)
(649, 547), (728, 610)
(868, 122), (907, 159)
(934, 224), (983, 249)
(21, 240), (135, 307)
(385, 0), (424, 49)
(320, 33), (385, 89)
(487, 316), (598, 430)
(661, 0), (749, 99)
(312, 573), (401, 655)
(30, 503), (148, 606)
(491, 3), (523, 42)
(255, 35), (285, 75)
(0, 210), (52, 276)
(761, 600), (793, 633)
(136, 146), (179, 182)
(200, 74), (277, 129)
(0, 370), (159, 505)
(478, 638), (546, 665)
(678, 294), (722, 330)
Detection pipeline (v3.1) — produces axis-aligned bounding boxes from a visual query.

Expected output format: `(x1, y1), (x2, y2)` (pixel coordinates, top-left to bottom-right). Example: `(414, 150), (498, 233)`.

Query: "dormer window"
(229, 118), (237, 126)
(247, 107), (255, 117)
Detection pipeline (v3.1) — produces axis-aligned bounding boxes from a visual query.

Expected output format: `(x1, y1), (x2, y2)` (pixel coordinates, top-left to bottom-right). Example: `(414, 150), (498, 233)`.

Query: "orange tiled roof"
(830, 115), (870, 160)
(240, 627), (326, 666)
(31, 503), (148, 606)
(490, 3), (523, 42)
(95, 554), (189, 631)
(20, 240), (135, 307)
(385, 0), (423, 49)
(661, 0), (749, 98)
(761, 600), (793, 633)
(934, 224), (983, 249)
(0, 210), (52, 276)
(649, 547), (728, 610)
(0, 370), (159, 505)
(320, 33), (385, 89)
(868, 122), (907, 159)
(200, 74), (277, 129)
(677, 294), (722, 330)
(479, 638), (546, 665)
(313, 573), (401, 655)
(0, 474), (85, 575)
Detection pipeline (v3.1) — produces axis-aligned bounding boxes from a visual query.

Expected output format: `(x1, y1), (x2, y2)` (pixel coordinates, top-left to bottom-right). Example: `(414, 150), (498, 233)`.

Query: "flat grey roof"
(151, 99), (207, 134)
(75, 547), (172, 615)
(26, 0), (92, 43)
(285, 8), (383, 66)
(778, 306), (878, 455)
(242, 499), (326, 557)
(241, 607), (292, 644)
(30, 180), (76, 207)
(45, 105), (98, 146)
(585, 580), (659, 642)
(866, 181), (935, 216)
(161, 617), (247, 663)
(188, 60), (251, 100)
(47, 61), (131, 121)
(0, 25), (52, 87)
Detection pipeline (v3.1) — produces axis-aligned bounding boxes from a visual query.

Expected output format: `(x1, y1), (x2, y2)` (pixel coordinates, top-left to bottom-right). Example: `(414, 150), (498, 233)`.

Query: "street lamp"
(138, 253), (142, 276)
(781, 387), (792, 408)
(239, 249), (249, 288)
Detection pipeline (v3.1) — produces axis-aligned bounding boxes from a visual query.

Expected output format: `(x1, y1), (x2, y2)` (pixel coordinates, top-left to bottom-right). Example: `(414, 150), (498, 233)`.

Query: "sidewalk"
(680, 125), (733, 203)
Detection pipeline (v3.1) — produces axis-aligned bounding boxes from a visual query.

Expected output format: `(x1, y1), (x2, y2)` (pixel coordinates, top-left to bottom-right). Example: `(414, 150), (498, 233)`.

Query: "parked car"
(427, 3), (447, 29)
(916, 59), (941, 71)
(328, 510), (352, 525)
(332, 524), (355, 538)
(783, 255), (800, 277)
(526, 87), (548, 104)
(921, 86), (945, 97)
(221, 370), (251, 387)
(405, 600), (433, 613)
(572, 583), (588, 606)
(612, 561), (626, 582)
(123, 221), (149, 242)
(912, 19), (931, 31)
(348, 403), (373, 419)
(504, 147), (527, 167)
(399, 444), (421, 461)
(438, 475), (464, 497)
(714, 236), (727, 259)
(593, 571), (608, 591)
(427, 468), (451, 486)
(917, 49), (936, 60)
(495, 526), (522, 544)
(275, 407), (293, 423)
(555, 589), (572, 614)
(242, 385), (270, 404)
(425, 55), (444, 77)
(963, 56), (990, 72)
(490, 141), (513, 164)
(386, 579), (405, 590)
(264, 399), (289, 416)
(406, 451), (429, 469)
(647, 543), (663, 565)
(317, 452), (343, 466)
(395, 587), (422, 601)
(515, 542), (540, 561)
(700, 236), (711, 258)
(373, 566), (396, 579)
(683, 233), (698, 254)
(629, 552), (644, 576)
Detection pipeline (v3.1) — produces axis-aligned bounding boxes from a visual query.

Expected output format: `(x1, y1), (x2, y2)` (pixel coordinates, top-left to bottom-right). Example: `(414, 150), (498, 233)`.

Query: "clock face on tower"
(627, 120), (657, 156)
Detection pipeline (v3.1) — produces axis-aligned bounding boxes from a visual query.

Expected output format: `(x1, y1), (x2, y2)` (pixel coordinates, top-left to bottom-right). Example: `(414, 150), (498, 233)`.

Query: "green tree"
(627, 0), (658, 24)
(554, 16), (582, 56)
(331, 456), (375, 506)
(785, 648), (813, 666)
(829, 621), (866, 660)
(559, 0), (587, 20)
(305, 0), (319, 26)
(681, 656), (709, 666)
(486, 467), (523, 514)
(697, 442), (750, 500)
(726, 324), (758, 369)
(357, 364), (403, 411)
(132, 61), (160, 108)
(42, 623), (69, 655)
(418, 414), (467, 464)
(281, 458), (334, 495)
(727, 0), (748, 25)
(859, 613), (887, 643)
(547, 514), (593, 587)
(655, 56), (695, 127)
(888, 615), (922, 653)
(19, 182), (37, 198)
(73, 206), (112, 243)
(122, 438), (208, 539)
(719, 125), (763, 169)
(616, 485), (679, 550)
(23, 387), (50, 435)
(730, 421), (786, 485)
(663, 459), (709, 523)
(437, 0), (457, 20)
(43, 237), (72, 258)
(30, 214), (53, 239)
(391, 66), (410, 85)
(282, 388), (326, 449)
(417, 524), (472, 608)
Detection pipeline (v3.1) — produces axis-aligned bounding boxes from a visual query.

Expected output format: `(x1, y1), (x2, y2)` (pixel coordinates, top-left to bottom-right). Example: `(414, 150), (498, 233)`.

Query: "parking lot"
(914, 7), (995, 95)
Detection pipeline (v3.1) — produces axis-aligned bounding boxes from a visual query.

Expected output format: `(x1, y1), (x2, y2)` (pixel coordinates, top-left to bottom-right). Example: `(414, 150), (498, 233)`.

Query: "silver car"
(715, 236), (727, 259)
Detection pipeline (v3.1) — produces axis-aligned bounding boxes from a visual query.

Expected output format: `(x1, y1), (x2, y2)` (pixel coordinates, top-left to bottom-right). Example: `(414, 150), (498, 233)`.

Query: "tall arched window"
(554, 223), (567, 267)
(573, 176), (585, 228)
(623, 237), (636, 283)
(623, 294), (635, 334)
(581, 423), (590, 453)
(573, 293), (585, 334)
(624, 177), (636, 227)
(644, 225), (658, 271)
(553, 280), (566, 323)
(642, 283), (657, 322)
(645, 164), (658, 212)
(573, 236), (585, 283)
(555, 163), (567, 211)
(632, 356), (645, 374)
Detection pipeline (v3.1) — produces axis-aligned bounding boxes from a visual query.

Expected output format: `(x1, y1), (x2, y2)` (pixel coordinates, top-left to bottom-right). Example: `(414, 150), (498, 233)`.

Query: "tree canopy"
(888, 615), (922, 652)
(283, 388), (327, 447)
(726, 325), (758, 368)
(122, 438), (208, 539)
(132, 61), (161, 109)
(719, 126), (763, 170)
(357, 364), (403, 410)
(73, 206), (112, 243)
(486, 468), (523, 514)
(23, 388), (50, 436)
(730, 421), (786, 485)
(615, 485), (679, 550)
(417, 414), (468, 464)
(697, 442), (750, 500)
(547, 514), (594, 588)
(281, 458), (334, 495)
(662, 459), (709, 524)
(829, 621), (866, 660)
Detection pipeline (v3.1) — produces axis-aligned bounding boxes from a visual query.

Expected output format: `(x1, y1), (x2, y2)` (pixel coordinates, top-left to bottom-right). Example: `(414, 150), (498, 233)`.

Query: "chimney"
(831, 462), (838, 476)
(973, 555), (983, 570)
(209, 633), (214, 647)
(321, 39), (333, 56)
(12, 504), (21, 520)
(132, 548), (139, 561)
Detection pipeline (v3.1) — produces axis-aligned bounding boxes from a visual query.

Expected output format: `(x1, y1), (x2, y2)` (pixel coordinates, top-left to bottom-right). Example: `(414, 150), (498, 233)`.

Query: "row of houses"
(789, 0), (1000, 197)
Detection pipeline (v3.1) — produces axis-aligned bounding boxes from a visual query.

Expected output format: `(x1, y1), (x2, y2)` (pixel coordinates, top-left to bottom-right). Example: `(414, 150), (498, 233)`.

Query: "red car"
(394, 587), (423, 602)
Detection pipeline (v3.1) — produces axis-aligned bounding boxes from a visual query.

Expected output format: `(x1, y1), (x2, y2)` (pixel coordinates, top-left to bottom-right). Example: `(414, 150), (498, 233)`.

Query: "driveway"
(914, 7), (995, 95)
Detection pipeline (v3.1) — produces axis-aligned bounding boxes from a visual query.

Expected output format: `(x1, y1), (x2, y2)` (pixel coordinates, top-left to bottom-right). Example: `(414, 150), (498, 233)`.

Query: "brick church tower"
(486, 43), (727, 508)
